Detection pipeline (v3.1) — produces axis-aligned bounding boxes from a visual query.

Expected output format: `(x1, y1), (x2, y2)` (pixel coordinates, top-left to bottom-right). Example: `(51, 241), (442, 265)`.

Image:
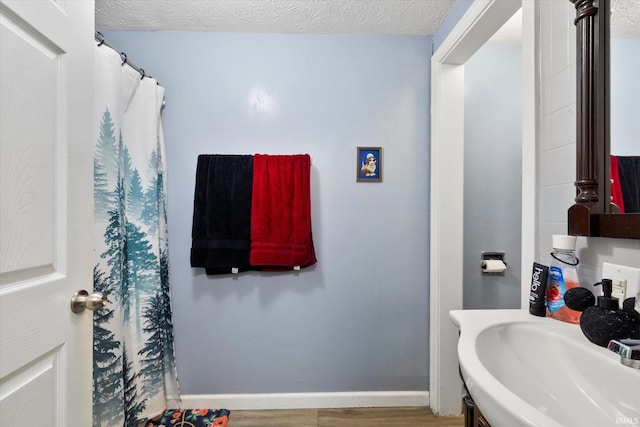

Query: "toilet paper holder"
(481, 251), (507, 275)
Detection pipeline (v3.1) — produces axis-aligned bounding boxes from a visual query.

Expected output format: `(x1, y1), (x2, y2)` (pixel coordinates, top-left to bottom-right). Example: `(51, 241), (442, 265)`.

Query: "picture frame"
(357, 147), (382, 182)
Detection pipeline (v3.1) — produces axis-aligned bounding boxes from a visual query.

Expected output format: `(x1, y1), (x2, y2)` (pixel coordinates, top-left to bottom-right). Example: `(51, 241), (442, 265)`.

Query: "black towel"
(190, 155), (254, 274)
(617, 156), (640, 214)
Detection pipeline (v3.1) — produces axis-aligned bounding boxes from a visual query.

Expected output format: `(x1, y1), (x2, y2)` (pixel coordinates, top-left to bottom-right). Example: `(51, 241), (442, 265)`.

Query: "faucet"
(608, 339), (640, 369)
(607, 291), (640, 369)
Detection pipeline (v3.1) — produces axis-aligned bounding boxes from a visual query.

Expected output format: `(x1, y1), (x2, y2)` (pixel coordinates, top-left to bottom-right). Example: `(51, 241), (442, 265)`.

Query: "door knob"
(70, 290), (108, 313)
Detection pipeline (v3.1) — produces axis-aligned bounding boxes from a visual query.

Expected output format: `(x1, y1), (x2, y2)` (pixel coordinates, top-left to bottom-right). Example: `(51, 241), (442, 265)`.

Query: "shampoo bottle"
(546, 235), (582, 324)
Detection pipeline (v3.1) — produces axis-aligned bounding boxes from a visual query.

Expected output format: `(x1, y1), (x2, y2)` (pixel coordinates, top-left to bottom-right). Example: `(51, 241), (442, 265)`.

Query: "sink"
(450, 309), (640, 427)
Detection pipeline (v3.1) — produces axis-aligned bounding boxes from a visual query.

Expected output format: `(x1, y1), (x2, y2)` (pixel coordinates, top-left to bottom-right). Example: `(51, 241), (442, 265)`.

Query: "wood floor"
(229, 406), (465, 427)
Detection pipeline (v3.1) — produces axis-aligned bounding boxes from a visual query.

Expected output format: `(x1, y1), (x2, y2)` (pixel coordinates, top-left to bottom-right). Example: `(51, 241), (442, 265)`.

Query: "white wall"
(537, 2), (640, 293)
(102, 32), (431, 397)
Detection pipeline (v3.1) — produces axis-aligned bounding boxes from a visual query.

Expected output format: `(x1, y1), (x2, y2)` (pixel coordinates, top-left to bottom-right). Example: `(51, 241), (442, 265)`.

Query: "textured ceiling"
(95, 0), (456, 35)
(95, 0), (640, 37)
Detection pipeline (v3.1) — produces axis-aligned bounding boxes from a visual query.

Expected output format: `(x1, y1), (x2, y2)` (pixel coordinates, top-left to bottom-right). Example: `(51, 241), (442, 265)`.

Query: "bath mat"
(146, 408), (230, 427)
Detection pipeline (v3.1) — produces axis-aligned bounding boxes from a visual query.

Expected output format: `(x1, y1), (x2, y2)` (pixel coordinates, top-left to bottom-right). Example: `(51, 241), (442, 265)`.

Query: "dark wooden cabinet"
(462, 392), (491, 427)
(460, 354), (491, 426)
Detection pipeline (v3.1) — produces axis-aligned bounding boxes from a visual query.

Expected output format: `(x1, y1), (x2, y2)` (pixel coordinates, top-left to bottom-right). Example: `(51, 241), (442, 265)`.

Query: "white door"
(0, 1), (94, 426)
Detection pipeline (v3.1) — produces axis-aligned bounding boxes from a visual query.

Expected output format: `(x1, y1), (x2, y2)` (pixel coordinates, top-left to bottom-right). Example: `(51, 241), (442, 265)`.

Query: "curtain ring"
(120, 52), (127, 66)
(96, 31), (105, 46)
(139, 68), (145, 79)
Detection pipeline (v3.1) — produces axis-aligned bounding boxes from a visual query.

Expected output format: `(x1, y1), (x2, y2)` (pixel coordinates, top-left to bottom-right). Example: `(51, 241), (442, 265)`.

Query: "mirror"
(610, 0), (640, 213)
(568, 0), (640, 239)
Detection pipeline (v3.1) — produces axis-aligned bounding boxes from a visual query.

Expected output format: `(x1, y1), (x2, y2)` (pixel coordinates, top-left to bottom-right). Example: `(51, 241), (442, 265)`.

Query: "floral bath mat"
(146, 408), (230, 427)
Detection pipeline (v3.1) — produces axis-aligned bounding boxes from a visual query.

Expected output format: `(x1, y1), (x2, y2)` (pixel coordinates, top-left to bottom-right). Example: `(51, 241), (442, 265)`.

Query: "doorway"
(463, 9), (523, 310)
(429, 0), (536, 415)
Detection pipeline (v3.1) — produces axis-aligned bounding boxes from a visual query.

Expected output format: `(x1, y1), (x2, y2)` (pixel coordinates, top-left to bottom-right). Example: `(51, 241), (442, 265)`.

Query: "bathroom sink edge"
(450, 309), (583, 427)
(451, 309), (562, 427)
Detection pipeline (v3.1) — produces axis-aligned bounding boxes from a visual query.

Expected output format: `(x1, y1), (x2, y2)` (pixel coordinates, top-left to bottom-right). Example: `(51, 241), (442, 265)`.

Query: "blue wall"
(463, 43), (523, 309)
(103, 32), (431, 394)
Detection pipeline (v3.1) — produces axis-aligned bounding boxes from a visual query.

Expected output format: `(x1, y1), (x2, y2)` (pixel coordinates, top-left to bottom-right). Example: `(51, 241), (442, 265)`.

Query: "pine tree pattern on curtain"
(93, 45), (179, 427)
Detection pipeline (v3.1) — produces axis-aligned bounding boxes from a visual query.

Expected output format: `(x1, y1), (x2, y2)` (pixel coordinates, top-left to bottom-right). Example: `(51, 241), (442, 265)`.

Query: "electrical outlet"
(602, 263), (640, 301)
(611, 278), (627, 300)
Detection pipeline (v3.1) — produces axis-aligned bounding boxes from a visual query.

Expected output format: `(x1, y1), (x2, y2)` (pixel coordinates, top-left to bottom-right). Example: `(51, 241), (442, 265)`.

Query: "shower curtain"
(93, 43), (180, 426)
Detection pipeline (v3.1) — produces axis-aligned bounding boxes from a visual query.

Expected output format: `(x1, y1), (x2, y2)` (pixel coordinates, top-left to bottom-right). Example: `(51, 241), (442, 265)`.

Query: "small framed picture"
(357, 147), (382, 182)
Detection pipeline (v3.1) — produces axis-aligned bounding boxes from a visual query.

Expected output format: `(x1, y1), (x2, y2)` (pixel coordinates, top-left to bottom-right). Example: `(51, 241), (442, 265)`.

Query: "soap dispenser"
(564, 279), (640, 347)
(594, 279), (619, 310)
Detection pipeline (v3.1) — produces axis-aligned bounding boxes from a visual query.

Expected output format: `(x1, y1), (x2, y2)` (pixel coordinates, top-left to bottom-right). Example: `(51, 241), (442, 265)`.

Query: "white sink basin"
(450, 309), (640, 427)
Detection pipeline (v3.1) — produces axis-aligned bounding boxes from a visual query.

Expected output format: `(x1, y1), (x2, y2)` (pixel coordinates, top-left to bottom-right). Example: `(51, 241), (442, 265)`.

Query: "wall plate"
(602, 263), (640, 301)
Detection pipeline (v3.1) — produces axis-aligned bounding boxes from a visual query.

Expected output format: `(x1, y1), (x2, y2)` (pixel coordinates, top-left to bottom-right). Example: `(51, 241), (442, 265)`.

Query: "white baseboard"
(179, 391), (429, 410)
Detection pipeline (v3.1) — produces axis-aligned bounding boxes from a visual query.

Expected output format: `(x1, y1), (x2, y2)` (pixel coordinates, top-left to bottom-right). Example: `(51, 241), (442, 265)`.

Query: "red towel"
(250, 154), (317, 269)
(611, 155), (625, 213)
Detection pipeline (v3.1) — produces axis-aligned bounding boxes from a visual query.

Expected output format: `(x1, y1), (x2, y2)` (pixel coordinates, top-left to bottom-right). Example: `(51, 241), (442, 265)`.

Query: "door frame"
(429, 0), (537, 415)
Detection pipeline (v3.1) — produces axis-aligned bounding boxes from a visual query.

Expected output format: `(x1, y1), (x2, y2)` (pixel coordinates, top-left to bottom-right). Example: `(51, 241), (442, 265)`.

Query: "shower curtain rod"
(95, 31), (152, 81)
